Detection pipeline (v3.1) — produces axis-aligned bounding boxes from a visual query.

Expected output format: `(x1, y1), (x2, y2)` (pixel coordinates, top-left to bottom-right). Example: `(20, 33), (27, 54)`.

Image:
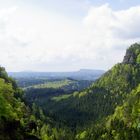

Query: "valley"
(0, 43), (140, 140)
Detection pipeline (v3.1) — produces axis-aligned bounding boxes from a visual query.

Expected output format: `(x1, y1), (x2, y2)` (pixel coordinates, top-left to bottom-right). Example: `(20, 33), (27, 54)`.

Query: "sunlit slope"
(80, 84), (140, 140)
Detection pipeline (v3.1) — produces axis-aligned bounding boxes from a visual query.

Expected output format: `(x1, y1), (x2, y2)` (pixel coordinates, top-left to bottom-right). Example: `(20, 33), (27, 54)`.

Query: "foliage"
(0, 66), (40, 140)
(82, 84), (140, 140)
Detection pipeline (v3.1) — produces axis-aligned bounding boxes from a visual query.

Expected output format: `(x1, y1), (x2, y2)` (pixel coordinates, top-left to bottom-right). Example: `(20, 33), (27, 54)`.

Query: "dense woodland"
(0, 43), (140, 140)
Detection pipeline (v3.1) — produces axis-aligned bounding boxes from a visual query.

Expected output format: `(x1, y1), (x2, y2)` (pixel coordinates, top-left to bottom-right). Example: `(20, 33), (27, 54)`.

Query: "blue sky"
(22, 0), (140, 13)
(0, 0), (140, 72)
(24, 0), (140, 9)
(3, 0), (140, 18)
(15, 0), (140, 19)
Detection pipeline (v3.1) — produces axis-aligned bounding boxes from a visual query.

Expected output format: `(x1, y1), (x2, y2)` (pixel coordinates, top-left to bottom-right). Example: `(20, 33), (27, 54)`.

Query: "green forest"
(0, 43), (140, 140)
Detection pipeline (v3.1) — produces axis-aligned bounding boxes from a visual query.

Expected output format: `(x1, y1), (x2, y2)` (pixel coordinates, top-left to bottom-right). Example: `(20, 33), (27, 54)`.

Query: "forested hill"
(77, 43), (140, 138)
(83, 83), (140, 139)
(33, 43), (140, 139)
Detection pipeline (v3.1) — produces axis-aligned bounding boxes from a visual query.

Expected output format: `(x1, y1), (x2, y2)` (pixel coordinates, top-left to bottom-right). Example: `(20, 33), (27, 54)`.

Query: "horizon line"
(8, 69), (106, 73)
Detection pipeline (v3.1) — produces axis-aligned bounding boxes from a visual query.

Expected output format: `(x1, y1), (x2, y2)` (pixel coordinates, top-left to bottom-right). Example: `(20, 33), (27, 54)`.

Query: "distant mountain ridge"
(8, 69), (105, 80)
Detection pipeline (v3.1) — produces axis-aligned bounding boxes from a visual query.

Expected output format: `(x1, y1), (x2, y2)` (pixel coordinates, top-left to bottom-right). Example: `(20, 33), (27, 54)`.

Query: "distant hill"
(8, 69), (105, 80)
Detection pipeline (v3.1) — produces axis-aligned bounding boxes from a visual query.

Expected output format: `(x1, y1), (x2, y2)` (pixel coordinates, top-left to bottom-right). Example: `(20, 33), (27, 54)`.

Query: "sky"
(0, 0), (140, 72)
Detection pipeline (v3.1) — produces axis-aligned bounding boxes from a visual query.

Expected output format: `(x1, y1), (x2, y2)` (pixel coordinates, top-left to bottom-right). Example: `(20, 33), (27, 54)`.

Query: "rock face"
(123, 49), (135, 64)
(123, 43), (140, 64)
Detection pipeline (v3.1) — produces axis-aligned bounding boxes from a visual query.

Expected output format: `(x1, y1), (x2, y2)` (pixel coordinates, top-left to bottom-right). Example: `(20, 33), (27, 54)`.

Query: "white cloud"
(82, 4), (140, 67)
(0, 3), (140, 71)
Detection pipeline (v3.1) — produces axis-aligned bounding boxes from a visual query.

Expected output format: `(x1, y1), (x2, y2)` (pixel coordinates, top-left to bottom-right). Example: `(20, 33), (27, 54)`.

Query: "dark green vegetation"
(0, 67), (40, 140)
(23, 79), (93, 108)
(1, 43), (140, 140)
(84, 85), (140, 140)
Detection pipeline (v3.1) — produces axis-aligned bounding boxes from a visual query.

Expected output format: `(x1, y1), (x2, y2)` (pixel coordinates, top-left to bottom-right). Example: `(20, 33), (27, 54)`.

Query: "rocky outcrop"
(123, 43), (140, 64)
(123, 49), (136, 64)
